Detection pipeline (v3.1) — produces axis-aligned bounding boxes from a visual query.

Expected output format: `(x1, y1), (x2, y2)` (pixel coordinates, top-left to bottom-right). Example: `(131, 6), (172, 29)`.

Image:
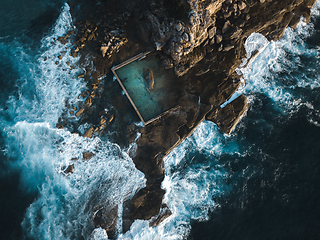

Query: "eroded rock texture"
(59, 0), (317, 233)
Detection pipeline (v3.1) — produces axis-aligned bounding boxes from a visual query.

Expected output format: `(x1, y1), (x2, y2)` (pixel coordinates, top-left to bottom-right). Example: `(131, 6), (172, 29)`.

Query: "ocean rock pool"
(112, 52), (179, 124)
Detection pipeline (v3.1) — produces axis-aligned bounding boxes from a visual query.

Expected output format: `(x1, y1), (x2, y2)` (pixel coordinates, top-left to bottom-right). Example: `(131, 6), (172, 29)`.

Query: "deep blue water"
(0, 1), (320, 240)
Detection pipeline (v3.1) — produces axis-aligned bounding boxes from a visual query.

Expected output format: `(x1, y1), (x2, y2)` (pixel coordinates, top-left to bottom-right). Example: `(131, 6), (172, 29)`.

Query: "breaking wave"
(230, 1), (320, 116)
(1, 4), (231, 240)
(1, 1), (320, 240)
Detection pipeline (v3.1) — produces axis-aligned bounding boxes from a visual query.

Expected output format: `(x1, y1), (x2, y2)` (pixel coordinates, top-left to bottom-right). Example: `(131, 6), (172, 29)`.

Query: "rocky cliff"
(55, 0), (317, 236)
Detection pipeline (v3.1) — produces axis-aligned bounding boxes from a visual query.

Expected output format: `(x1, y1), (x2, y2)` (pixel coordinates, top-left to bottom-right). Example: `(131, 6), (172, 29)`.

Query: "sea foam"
(231, 1), (320, 116)
(3, 1), (320, 240)
(1, 4), (230, 240)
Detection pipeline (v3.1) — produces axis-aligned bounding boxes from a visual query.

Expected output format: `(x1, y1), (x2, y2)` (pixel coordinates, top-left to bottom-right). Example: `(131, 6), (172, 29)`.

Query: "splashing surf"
(1, 1), (320, 240)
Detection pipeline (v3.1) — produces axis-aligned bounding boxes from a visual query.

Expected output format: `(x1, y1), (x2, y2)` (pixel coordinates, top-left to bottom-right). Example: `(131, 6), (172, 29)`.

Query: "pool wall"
(111, 51), (177, 125)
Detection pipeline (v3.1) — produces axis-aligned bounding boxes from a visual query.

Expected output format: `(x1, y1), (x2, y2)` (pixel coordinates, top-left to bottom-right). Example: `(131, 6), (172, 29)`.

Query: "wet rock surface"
(53, 0), (317, 234)
(143, 68), (155, 90)
(206, 94), (250, 134)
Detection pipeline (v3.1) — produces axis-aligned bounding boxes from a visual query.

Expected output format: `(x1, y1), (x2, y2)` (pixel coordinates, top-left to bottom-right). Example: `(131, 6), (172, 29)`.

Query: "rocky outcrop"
(129, 186), (166, 220)
(149, 204), (172, 227)
(62, 0), (317, 233)
(93, 205), (118, 231)
(206, 94), (249, 134)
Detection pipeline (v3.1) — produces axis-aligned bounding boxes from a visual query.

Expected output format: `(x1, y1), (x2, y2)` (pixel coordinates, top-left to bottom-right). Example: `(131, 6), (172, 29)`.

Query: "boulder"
(93, 205), (118, 231)
(75, 108), (85, 117)
(83, 151), (94, 160)
(130, 186), (166, 220)
(83, 126), (94, 138)
(63, 164), (74, 174)
(143, 68), (155, 90)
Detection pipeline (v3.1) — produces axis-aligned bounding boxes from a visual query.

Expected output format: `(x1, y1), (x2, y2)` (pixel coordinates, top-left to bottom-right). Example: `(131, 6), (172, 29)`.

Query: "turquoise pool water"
(115, 54), (177, 123)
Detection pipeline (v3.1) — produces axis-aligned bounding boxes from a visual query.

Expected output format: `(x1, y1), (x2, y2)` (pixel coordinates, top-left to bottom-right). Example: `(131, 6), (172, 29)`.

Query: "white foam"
(119, 121), (234, 239)
(91, 228), (109, 240)
(5, 3), (83, 125)
(4, 2), (320, 240)
(227, 2), (320, 115)
(18, 124), (145, 239)
(1, 4), (144, 240)
(119, 3), (320, 239)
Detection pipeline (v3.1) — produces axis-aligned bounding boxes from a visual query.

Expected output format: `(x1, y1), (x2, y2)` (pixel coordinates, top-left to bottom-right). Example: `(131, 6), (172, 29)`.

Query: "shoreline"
(54, 0), (317, 236)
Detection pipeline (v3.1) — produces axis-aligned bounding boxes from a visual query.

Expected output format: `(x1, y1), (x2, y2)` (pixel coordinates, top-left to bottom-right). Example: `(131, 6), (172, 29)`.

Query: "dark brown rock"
(85, 97), (92, 107)
(76, 108), (85, 117)
(304, 0), (317, 8)
(83, 151), (94, 160)
(65, 0), (318, 231)
(149, 204), (172, 227)
(206, 94), (249, 134)
(93, 205), (118, 231)
(56, 123), (64, 129)
(63, 164), (74, 174)
(83, 126), (94, 138)
(208, 26), (217, 39)
(130, 186), (166, 220)
(289, 14), (301, 29)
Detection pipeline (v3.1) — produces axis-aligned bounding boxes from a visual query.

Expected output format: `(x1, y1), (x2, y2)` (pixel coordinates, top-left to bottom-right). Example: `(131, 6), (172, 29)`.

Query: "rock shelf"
(54, 0), (317, 236)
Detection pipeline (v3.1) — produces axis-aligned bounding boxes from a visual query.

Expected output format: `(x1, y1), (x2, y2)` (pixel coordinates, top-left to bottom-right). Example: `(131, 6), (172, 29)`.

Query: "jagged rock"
(238, 1), (247, 11)
(180, 93), (200, 129)
(130, 186), (166, 220)
(107, 114), (114, 123)
(56, 123), (64, 129)
(202, 74), (242, 107)
(206, 94), (249, 134)
(83, 126), (94, 138)
(160, 58), (174, 69)
(182, 32), (190, 42)
(66, 0), (318, 231)
(205, 0), (225, 15)
(93, 205), (118, 231)
(85, 97), (92, 107)
(83, 151), (94, 160)
(100, 43), (109, 57)
(216, 34), (223, 43)
(223, 44), (235, 51)
(149, 204), (172, 227)
(75, 108), (85, 117)
(176, 22), (183, 32)
(208, 26), (217, 39)
(304, 0), (317, 8)
(99, 117), (107, 125)
(174, 45), (207, 76)
(222, 20), (232, 34)
(63, 164), (74, 174)
(225, 27), (243, 40)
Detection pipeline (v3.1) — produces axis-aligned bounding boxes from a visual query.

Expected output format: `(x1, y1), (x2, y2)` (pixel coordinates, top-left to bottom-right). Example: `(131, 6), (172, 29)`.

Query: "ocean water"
(0, 1), (320, 240)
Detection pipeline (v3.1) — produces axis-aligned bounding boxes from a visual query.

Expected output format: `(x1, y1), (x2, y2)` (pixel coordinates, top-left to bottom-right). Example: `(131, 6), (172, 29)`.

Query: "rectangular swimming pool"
(112, 52), (178, 125)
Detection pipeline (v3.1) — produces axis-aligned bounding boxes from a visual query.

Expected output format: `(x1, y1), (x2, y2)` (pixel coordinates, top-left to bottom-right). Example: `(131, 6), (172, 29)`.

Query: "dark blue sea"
(0, 1), (320, 239)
